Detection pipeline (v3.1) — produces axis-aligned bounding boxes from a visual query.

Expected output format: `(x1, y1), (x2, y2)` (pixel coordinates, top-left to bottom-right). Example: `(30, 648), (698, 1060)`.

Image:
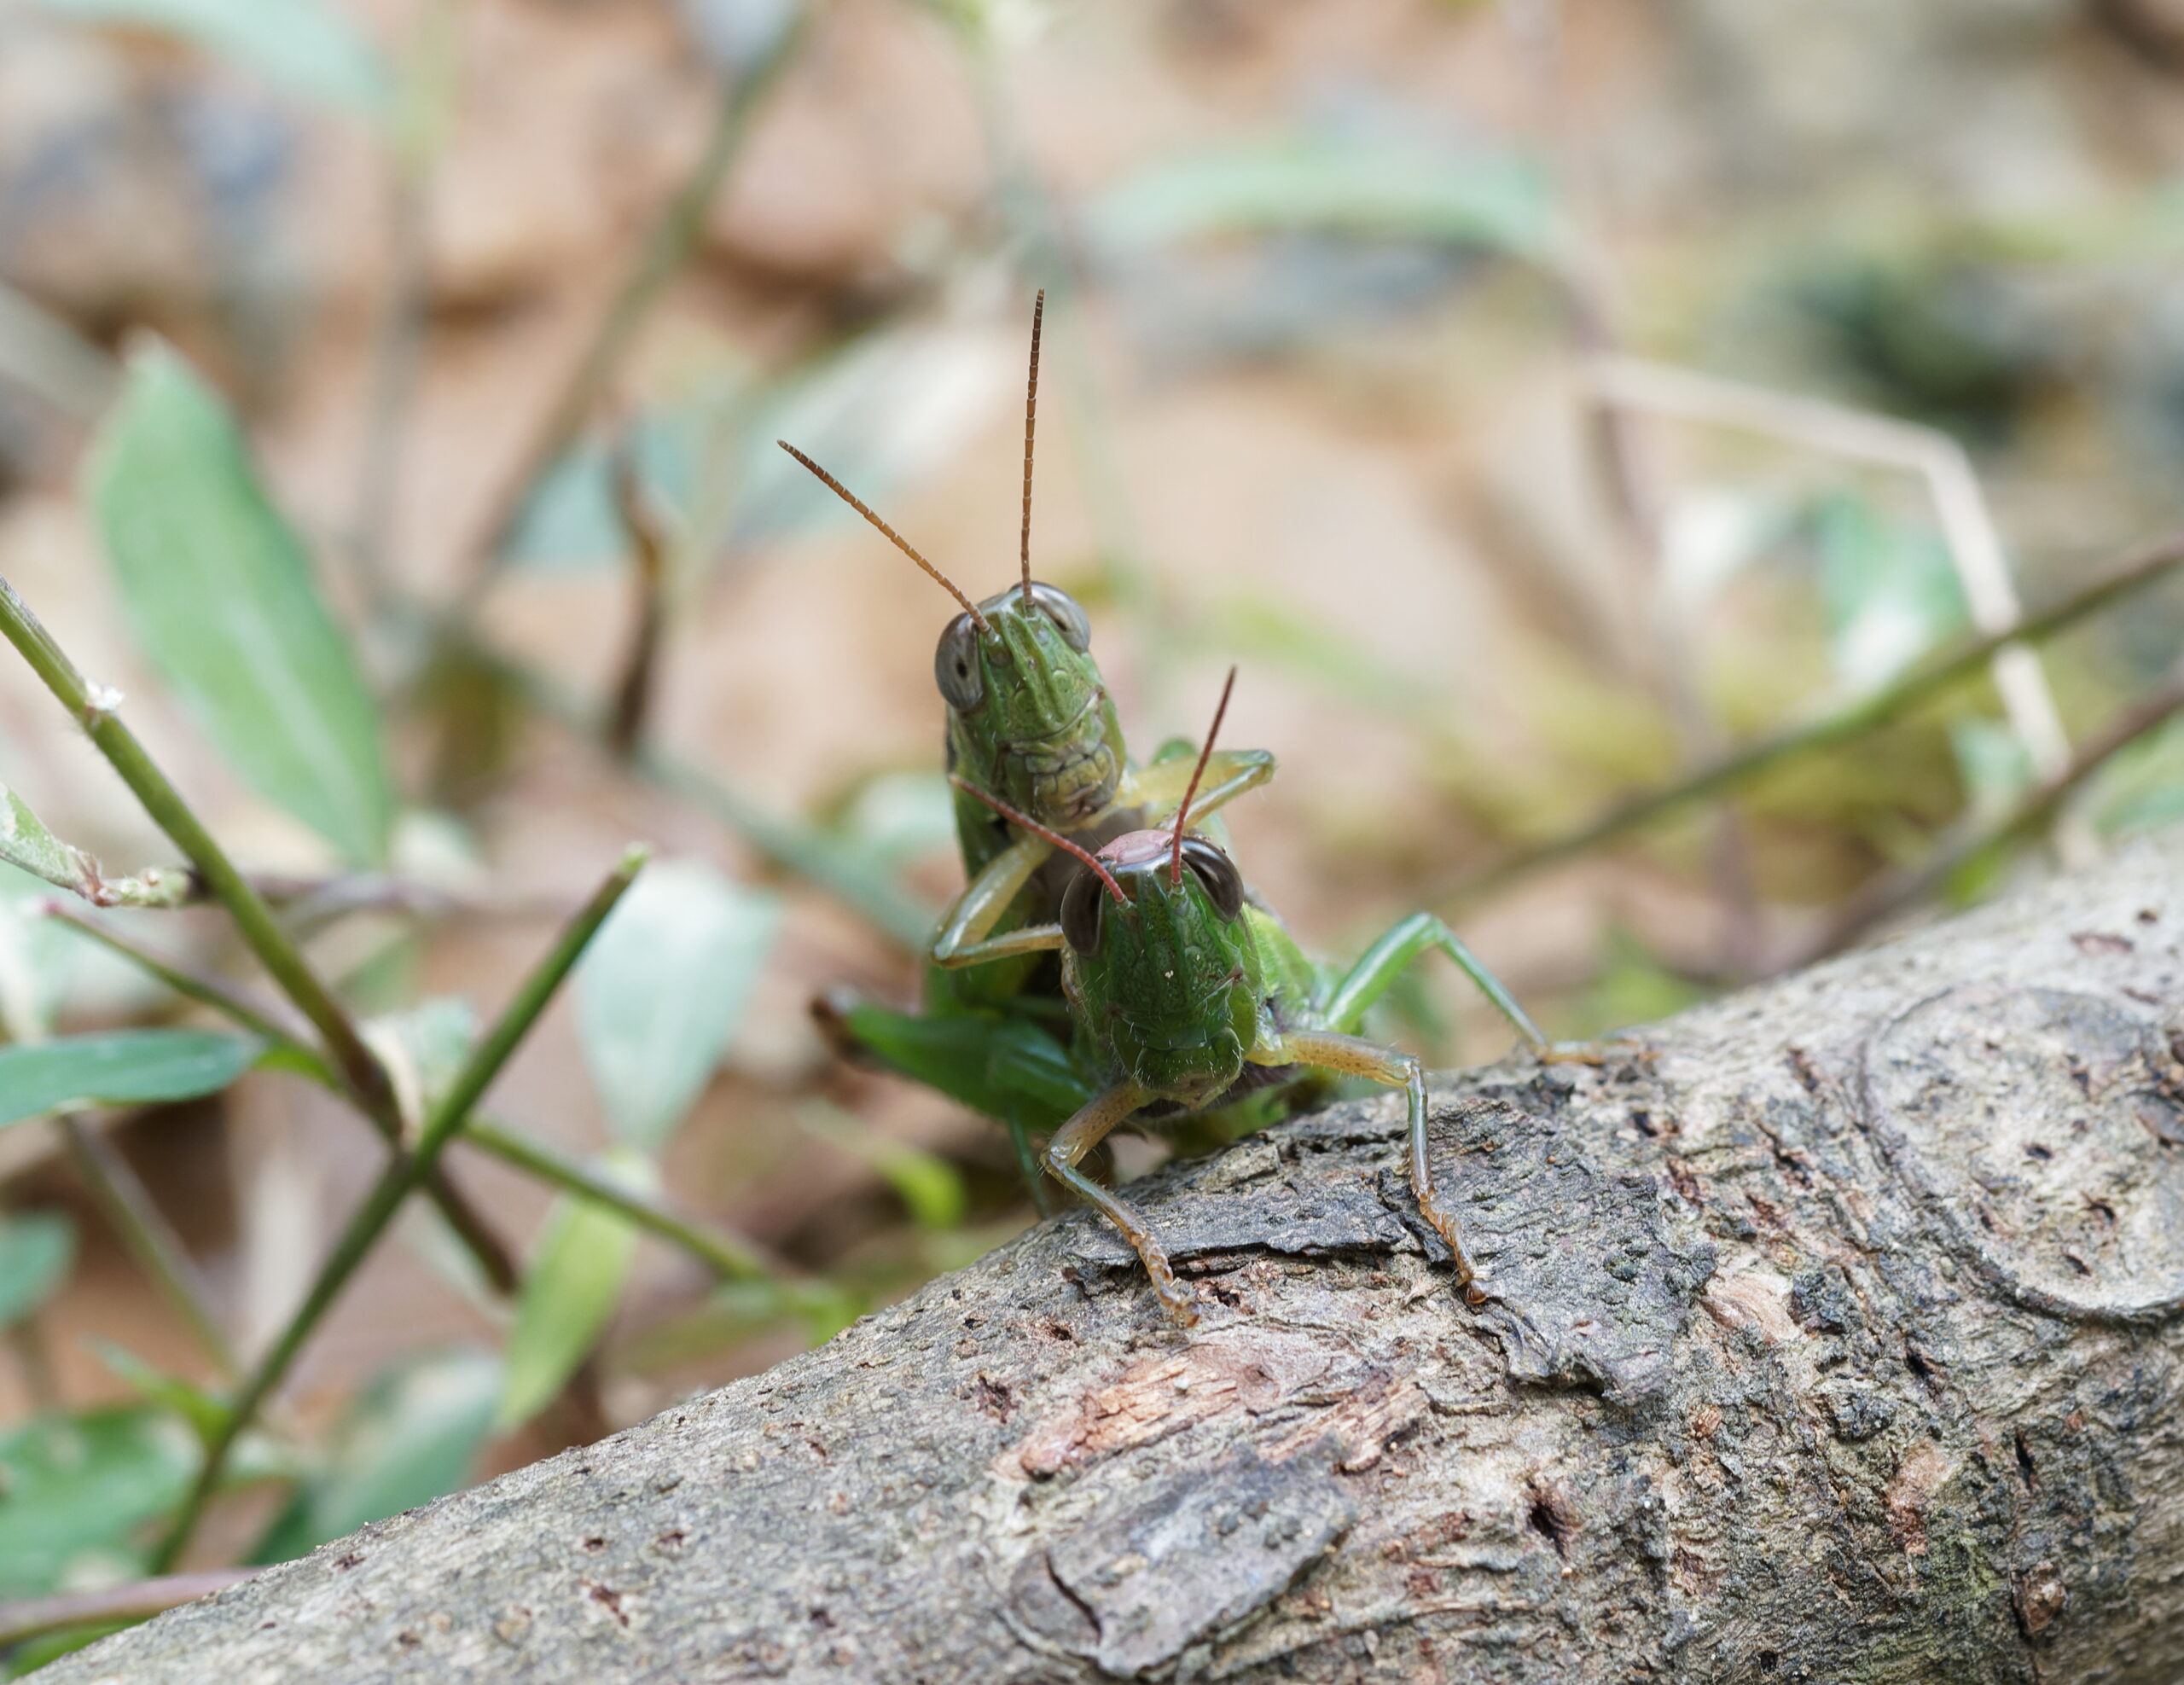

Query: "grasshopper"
(779, 296), (1274, 1177)
(955, 670), (1585, 1326)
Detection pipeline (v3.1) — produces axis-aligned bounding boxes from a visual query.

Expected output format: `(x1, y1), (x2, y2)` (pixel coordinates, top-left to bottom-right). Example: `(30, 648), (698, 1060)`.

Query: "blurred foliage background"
(2, 0), (2183, 1665)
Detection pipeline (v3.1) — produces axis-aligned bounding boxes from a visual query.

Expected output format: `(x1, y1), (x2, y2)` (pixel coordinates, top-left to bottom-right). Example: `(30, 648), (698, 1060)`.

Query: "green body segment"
(1026, 828), (1589, 1324)
(945, 587), (1125, 862)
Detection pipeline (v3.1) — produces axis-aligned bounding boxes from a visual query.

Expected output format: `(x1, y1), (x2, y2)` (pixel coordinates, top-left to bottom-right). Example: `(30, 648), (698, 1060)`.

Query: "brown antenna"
(950, 774), (1126, 906)
(1170, 665), (1237, 887)
(1020, 290), (1044, 611)
(778, 441), (992, 636)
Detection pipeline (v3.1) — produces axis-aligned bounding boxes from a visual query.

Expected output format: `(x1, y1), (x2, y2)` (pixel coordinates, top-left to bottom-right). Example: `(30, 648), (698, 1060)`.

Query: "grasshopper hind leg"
(810, 988), (1088, 1216)
(1322, 912), (1606, 1065)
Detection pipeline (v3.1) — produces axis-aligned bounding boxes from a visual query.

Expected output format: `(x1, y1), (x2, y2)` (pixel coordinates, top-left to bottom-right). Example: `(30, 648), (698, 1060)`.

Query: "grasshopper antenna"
(778, 440), (993, 636)
(1169, 665), (1237, 887)
(950, 774), (1127, 906)
(1020, 289), (1043, 612)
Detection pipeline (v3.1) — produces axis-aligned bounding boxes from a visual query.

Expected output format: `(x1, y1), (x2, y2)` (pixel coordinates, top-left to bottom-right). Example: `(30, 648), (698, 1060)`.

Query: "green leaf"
(0, 1030), (262, 1128)
(2087, 714), (2184, 840)
(1811, 493), (1969, 697)
(0, 780), (96, 899)
(0, 1406), (199, 1597)
(26, 0), (387, 116)
(494, 1153), (653, 1432)
(252, 1348), (501, 1564)
(363, 996), (479, 1124)
(799, 1105), (967, 1231)
(90, 1342), (228, 1448)
(834, 771), (957, 867)
(0, 1212), (74, 1330)
(1089, 137), (1560, 260)
(0, 778), (187, 909)
(577, 858), (781, 1152)
(89, 346), (395, 867)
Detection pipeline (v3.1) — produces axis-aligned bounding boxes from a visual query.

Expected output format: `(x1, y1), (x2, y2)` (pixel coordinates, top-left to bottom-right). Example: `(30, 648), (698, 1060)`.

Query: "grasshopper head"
(1061, 829), (1258, 1107)
(940, 583), (1123, 833)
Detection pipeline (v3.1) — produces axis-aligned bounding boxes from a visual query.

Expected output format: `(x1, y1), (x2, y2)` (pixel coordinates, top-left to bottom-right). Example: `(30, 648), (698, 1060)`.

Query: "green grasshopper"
(778, 295), (1275, 1177)
(955, 670), (1583, 1326)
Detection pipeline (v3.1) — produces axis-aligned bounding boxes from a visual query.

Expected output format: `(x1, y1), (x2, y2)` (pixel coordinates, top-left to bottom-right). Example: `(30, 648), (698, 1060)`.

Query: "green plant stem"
(44, 902), (307, 1051)
(0, 572), (522, 1295)
(463, 18), (807, 588)
(450, 621), (932, 950)
(1436, 530), (2184, 905)
(55, 900), (775, 1287)
(57, 1114), (240, 1380)
(462, 1118), (781, 1281)
(0, 1570), (257, 1649)
(1788, 661), (2184, 968)
(150, 846), (646, 1572)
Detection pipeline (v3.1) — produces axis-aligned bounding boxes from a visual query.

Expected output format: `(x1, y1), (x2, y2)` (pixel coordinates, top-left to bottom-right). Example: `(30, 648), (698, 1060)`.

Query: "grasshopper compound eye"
(934, 615), (985, 712)
(1025, 582), (1090, 652)
(1178, 836), (1245, 920)
(1060, 864), (1108, 955)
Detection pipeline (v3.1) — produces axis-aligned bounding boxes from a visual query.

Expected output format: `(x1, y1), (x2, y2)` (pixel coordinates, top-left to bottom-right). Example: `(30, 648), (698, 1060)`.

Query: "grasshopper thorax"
(942, 583), (1122, 834)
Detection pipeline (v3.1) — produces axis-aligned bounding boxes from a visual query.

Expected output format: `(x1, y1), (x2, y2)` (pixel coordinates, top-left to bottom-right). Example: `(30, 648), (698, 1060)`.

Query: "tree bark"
(46, 836), (2184, 1683)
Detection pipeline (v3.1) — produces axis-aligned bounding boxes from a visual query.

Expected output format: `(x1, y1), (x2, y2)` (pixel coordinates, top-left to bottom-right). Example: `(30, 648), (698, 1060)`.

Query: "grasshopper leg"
(932, 832), (1058, 967)
(1262, 1028), (1475, 1291)
(1124, 747), (1274, 829)
(1322, 912), (1602, 1064)
(1045, 1082), (1199, 1325)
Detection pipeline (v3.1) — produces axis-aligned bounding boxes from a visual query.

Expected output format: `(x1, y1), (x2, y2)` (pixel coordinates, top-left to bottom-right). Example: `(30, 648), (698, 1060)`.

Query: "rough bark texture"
(48, 837), (2184, 1684)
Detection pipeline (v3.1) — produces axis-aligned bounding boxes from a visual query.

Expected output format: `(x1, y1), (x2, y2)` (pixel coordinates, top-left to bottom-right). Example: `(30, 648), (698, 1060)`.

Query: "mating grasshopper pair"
(785, 296), (1578, 1325)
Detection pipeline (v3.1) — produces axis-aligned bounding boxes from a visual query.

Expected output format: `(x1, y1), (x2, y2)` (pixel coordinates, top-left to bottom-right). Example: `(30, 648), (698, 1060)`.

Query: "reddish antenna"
(1020, 290), (1043, 612)
(778, 441), (993, 636)
(1169, 665), (1236, 887)
(950, 774), (1126, 906)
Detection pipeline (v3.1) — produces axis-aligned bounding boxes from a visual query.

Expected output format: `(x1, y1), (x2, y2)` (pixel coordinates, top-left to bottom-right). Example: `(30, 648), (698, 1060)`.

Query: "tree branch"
(41, 830), (2184, 1680)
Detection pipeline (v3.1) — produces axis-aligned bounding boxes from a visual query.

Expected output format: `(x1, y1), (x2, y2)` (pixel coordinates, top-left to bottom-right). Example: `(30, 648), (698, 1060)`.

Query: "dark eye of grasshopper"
(934, 615), (985, 712)
(1026, 583), (1091, 652)
(1060, 865), (1107, 955)
(1179, 837), (1244, 920)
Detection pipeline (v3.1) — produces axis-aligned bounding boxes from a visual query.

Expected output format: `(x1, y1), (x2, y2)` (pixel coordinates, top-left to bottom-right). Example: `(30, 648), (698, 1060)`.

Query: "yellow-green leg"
(933, 750), (1274, 969)
(1260, 1028), (1473, 1289)
(1045, 1081), (1199, 1325)
(1323, 913), (1595, 1062)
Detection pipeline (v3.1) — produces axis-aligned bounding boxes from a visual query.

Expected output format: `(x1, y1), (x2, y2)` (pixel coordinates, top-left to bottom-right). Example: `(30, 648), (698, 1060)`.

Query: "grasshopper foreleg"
(1046, 1082), (1199, 1325)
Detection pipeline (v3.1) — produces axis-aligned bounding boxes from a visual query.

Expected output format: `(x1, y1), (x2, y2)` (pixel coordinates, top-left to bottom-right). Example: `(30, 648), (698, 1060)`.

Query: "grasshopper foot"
(1413, 1191), (1477, 1293)
(1150, 1269), (1202, 1328)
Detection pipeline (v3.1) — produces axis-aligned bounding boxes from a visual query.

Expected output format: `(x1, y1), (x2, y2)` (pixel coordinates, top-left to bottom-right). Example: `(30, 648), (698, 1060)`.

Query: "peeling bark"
(46, 836), (2184, 1683)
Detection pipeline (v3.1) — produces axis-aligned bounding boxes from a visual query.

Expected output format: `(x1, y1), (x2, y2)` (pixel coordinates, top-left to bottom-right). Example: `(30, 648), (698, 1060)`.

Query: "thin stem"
(0, 1571), (256, 1649)
(0, 278), (120, 424)
(58, 1115), (241, 1380)
(151, 847), (647, 1572)
(6, 1321), (58, 1410)
(0, 576), (376, 1093)
(349, 155), (434, 604)
(55, 899), (775, 1284)
(1586, 356), (2077, 785)
(0, 572), (522, 1295)
(463, 19), (806, 590)
(43, 902), (311, 1055)
(605, 436), (670, 757)
(1435, 530), (2184, 905)
(461, 1118), (781, 1282)
(451, 619), (932, 950)
(1786, 662), (2184, 968)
